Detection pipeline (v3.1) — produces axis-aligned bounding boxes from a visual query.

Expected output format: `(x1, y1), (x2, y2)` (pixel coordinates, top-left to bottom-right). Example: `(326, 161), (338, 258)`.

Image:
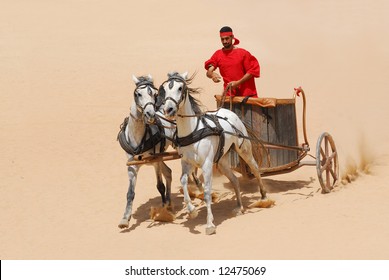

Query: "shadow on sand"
(120, 176), (316, 234)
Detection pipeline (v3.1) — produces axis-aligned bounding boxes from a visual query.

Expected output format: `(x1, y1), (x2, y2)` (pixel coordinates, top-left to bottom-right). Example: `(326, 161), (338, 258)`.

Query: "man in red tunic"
(204, 26), (260, 97)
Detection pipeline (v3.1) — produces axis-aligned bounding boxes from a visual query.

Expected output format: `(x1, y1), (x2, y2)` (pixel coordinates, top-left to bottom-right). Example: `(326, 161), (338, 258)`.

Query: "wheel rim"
(316, 132), (339, 193)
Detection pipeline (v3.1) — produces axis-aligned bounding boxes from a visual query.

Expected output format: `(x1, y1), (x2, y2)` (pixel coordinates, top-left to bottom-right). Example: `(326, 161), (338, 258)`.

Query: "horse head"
(132, 74), (158, 124)
(160, 71), (189, 119)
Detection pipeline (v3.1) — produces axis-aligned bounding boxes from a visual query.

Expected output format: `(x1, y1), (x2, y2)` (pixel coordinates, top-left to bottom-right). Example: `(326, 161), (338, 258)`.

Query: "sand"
(1, 0), (389, 260)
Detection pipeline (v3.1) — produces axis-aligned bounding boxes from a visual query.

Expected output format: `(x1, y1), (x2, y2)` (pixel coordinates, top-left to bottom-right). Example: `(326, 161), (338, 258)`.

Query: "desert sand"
(1, 0), (389, 260)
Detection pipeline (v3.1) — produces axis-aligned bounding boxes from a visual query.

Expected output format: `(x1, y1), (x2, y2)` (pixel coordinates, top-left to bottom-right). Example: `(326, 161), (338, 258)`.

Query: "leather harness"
(175, 114), (227, 164)
(117, 116), (166, 157)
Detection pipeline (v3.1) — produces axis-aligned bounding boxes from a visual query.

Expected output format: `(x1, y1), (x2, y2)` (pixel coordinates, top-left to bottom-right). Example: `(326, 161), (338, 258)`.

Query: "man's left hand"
(227, 81), (238, 90)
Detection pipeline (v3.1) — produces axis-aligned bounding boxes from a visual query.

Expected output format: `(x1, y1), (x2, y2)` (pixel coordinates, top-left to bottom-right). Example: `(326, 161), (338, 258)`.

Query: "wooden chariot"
(215, 87), (339, 193)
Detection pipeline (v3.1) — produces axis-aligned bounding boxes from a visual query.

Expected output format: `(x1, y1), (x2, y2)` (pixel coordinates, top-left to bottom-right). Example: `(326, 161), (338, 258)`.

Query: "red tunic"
(205, 48), (260, 97)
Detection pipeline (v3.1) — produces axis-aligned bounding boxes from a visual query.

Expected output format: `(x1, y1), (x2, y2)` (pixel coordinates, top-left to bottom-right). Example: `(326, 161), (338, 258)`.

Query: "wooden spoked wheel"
(316, 132), (339, 193)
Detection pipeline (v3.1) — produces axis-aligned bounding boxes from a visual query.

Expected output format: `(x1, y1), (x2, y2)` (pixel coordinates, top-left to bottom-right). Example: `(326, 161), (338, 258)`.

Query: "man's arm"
(206, 65), (221, 83)
(228, 73), (253, 89)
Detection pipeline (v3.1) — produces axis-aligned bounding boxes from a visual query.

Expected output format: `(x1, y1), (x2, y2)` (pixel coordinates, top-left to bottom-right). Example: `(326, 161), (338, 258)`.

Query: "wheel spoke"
(320, 147), (326, 160)
(326, 168), (331, 189)
(320, 151), (337, 173)
(329, 167), (337, 180)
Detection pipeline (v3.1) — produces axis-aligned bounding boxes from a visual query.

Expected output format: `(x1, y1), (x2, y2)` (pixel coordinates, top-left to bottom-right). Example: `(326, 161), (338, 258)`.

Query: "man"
(204, 26), (260, 97)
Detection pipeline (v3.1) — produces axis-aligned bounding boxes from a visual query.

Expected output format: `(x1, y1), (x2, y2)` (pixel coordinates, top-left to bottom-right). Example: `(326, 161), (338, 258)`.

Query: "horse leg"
(192, 168), (203, 192)
(118, 165), (139, 229)
(236, 141), (267, 199)
(217, 153), (244, 215)
(201, 160), (216, 235)
(154, 163), (167, 205)
(159, 162), (172, 207)
(180, 161), (197, 218)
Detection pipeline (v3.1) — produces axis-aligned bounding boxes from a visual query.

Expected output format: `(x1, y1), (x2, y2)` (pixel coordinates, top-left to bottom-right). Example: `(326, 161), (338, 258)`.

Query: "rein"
(219, 86), (233, 110)
(155, 114), (177, 128)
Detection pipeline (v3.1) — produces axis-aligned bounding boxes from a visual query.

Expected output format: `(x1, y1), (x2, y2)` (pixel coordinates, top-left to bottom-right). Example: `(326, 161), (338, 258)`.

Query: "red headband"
(220, 31), (233, 37)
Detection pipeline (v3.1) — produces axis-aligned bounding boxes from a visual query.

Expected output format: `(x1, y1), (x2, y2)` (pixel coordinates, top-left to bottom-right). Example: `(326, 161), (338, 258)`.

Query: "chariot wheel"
(316, 132), (339, 193)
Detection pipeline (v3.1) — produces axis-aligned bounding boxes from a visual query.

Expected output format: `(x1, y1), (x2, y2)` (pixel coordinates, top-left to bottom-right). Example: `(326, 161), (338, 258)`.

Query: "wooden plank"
(264, 107), (278, 167)
(272, 103), (299, 166)
(126, 152), (182, 166)
(214, 95), (277, 107)
(276, 99), (296, 105)
(240, 100), (299, 168)
(250, 104), (266, 167)
(215, 96), (299, 172)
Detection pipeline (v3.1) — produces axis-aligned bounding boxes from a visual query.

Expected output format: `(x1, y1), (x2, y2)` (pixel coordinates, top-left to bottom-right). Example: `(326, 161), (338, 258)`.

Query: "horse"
(159, 71), (270, 235)
(117, 74), (175, 229)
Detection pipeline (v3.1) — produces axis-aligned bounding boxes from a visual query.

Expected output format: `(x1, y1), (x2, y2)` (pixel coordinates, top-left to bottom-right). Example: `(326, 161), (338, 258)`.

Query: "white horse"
(160, 71), (270, 235)
(117, 75), (175, 229)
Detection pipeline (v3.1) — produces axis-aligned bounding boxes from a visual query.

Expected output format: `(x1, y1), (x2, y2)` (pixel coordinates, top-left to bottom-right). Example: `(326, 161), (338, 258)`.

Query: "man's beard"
(223, 42), (232, 49)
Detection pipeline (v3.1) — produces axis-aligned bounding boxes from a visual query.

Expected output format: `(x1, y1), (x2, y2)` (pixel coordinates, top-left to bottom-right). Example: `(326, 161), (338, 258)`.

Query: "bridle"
(117, 80), (166, 156)
(133, 80), (158, 117)
(160, 76), (207, 118)
(161, 76), (188, 111)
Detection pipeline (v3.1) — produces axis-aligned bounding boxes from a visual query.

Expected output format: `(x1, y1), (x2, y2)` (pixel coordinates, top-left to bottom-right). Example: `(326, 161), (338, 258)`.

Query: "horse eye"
(178, 86), (182, 91)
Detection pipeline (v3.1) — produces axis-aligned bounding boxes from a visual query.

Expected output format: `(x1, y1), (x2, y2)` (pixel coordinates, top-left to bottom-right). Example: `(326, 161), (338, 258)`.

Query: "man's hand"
(228, 73), (253, 89)
(227, 81), (238, 89)
(207, 65), (221, 83)
(212, 72), (221, 83)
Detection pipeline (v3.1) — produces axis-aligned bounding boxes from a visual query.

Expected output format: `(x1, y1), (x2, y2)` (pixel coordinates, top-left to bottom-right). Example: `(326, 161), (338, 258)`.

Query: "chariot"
(214, 87), (339, 193)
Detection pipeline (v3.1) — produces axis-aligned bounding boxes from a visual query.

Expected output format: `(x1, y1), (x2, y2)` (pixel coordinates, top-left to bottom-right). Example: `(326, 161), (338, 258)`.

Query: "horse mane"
(188, 95), (204, 114)
(135, 75), (154, 86)
(169, 71), (205, 114)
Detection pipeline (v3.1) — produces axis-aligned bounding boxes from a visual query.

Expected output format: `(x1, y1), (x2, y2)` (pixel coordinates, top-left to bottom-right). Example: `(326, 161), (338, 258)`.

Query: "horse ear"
(156, 84), (166, 109)
(181, 71), (188, 80)
(158, 84), (166, 99)
(132, 74), (140, 84)
(147, 74), (154, 83)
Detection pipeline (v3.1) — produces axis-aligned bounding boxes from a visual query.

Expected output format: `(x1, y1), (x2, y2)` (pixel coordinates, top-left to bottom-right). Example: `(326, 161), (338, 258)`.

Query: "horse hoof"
(206, 226), (216, 235)
(118, 219), (129, 229)
(232, 207), (244, 216)
(150, 206), (175, 222)
(188, 209), (198, 219)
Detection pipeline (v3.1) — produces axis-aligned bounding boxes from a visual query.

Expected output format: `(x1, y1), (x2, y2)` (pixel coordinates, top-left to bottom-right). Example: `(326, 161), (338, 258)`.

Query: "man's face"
(221, 35), (233, 49)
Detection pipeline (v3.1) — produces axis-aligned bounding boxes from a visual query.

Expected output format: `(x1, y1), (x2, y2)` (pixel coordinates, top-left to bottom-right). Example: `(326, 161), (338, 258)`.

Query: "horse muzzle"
(164, 105), (177, 120)
(144, 109), (156, 124)
(145, 116), (156, 124)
